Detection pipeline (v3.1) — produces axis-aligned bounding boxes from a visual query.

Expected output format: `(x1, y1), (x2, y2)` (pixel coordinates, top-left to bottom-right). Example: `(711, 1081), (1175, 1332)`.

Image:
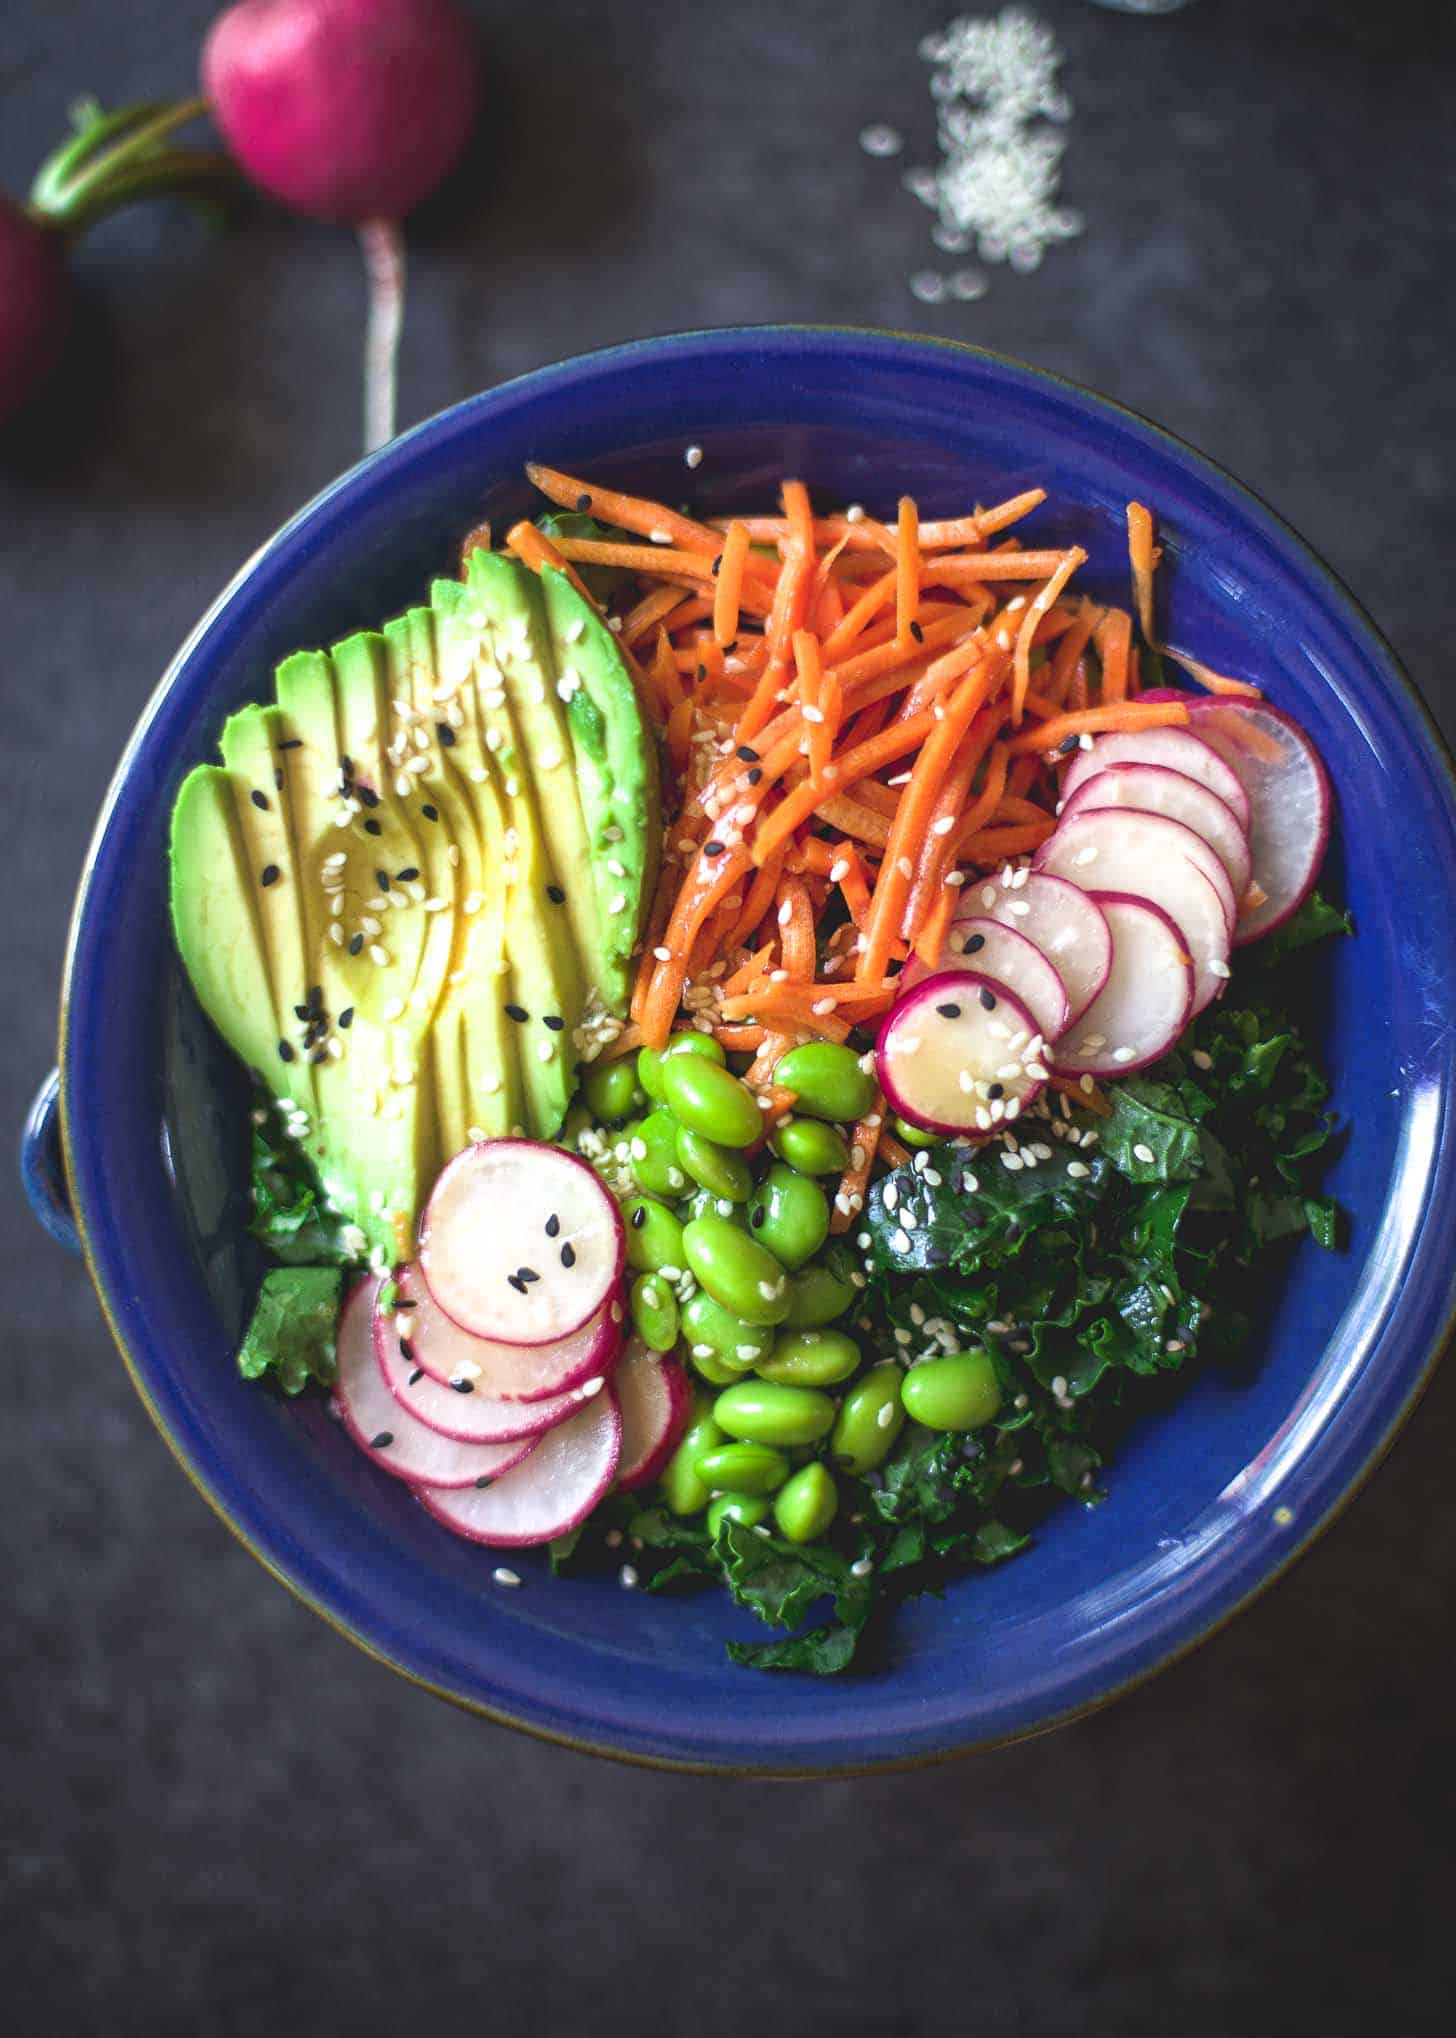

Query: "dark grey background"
(4, 2), (1454, 2032)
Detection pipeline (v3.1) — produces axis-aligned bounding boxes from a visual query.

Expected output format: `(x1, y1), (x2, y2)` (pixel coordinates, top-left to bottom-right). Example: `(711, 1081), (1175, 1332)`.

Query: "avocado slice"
(539, 565), (661, 1010)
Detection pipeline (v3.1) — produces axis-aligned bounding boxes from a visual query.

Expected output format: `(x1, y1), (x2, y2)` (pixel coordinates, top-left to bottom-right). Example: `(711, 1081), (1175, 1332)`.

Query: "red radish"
(1060, 725), (1250, 829)
(902, 917), (1070, 1043)
(418, 1385), (623, 1547)
(0, 199), (68, 426)
(374, 1286), (599, 1440)
(385, 1260), (622, 1404)
(614, 1340), (692, 1492)
(969, 872), (1113, 1028)
(1182, 699), (1332, 943)
(877, 971), (1046, 1135)
(1036, 808), (1232, 1014)
(203, 0), (481, 450)
(419, 1140), (626, 1347)
(1060, 762), (1252, 899)
(333, 1275), (537, 1487)
(1050, 893), (1195, 1078)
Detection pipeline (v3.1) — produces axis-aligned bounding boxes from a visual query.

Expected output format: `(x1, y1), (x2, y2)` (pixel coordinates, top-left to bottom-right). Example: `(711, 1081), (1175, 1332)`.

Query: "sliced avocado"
(540, 564), (661, 1009)
(169, 765), (286, 1086)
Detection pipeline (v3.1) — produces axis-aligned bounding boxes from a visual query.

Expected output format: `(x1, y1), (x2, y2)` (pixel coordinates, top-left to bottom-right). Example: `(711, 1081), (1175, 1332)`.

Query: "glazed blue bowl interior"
(62, 329), (1456, 1772)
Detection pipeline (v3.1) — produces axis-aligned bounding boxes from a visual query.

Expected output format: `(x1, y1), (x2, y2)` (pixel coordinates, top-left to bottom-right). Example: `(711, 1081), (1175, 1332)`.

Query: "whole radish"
(203, 0), (481, 451)
(0, 198), (68, 426)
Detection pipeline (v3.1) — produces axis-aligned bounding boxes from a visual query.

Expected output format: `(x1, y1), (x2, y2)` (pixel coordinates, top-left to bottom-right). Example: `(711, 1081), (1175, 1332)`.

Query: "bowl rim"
(58, 324), (1456, 1776)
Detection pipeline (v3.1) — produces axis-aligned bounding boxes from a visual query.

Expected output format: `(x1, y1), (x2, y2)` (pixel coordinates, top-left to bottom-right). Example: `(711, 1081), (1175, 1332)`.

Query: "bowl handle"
(20, 1069), (80, 1254)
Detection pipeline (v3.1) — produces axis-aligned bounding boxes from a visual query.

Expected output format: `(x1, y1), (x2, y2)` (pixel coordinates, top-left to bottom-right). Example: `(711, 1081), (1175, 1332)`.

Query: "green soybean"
(627, 1109), (688, 1197)
(580, 1055), (642, 1124)
(891, 1114), (944, 1151)
(681, 1290), (774, 1370)
(748, 1163), (830, 1271)
(771, 1116), (852, 1177)
(638, 1031), (724, 1103)
(773, 1462), (839, 1544)
(660, 1054), (763, 1148)
(682, 1216), (790, 1326)
(630, 1272), (680, 1353)
(675, 1126), (753, 1203)
(695, 1440), (792, 1495)
(756, 1327), (861, 1387)
(900, 1349), (1002, 1432)
(707, 1492), (773, 1535)
(623, 1196), (686, 1276)
(781, 1261), (856, 1329)
(688, 1346), (743, 1386)
(773, 1041), (876, 1124)
(662, 1395), (724, 1515)
(830, 1365), (906, 1474)
(713, 1379), (835, 1446)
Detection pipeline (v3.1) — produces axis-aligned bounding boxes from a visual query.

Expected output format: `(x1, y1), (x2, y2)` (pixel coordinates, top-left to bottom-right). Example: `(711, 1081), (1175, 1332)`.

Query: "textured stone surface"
(2, 2), (1453, 2031)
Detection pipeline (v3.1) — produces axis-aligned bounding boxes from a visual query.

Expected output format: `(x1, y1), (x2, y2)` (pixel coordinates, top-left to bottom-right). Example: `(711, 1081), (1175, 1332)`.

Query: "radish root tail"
(358, 217), (405, 454)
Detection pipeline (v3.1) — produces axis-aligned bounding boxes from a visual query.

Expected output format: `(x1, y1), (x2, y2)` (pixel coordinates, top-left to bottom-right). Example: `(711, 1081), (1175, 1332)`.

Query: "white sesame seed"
(890, 1227), (911, 1253)
(684, 444), (704, 468)
(850, 1555), (874, 1577)
(619, 1564), (639, 1588)
(1209, 958), (1232, 979)
(945, 871), (966, 887)
(876, 1402), (897, 1429)
(1000, 1151), (1023, 1171)
(1132, 1142), (1156, 1165)
(1192, 1049), (1214, 1071)
(368, 944), (390, 966)
(1112, 1047), (1136, 1064)
(1073, 845), (1098, 867)
(493, 1568), (522, 1588)
(1066, 1159), (1090, 1179)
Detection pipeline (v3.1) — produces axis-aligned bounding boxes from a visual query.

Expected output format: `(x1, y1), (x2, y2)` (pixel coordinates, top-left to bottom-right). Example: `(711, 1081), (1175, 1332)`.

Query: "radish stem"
(358, 217), (405, 453)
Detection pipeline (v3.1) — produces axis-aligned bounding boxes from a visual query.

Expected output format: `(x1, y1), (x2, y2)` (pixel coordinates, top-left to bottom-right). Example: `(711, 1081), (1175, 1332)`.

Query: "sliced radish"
(940, 919), (1071, 1041)
(374, 1284), (598, 1440)
(614, 1338), (693, 1491)
(1050, 893), (1194, 1077)
(384, 1260), (622, 1405)
(961, 871), (1113, 1027)
(877, 971), (1045, 1135)
(1060, 724), (1250, 828)
(418, 1385), (623, 1547)
(1037, 808), (1232, 1015)
(1182, 699), (1331, 944)
(333, 1277), (538, 1489)
(1060, 762), (1252, 898)
(419, 1138), (625, 1346)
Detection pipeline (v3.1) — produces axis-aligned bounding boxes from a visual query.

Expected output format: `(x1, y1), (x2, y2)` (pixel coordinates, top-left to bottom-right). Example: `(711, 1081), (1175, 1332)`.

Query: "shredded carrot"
(901, 705), (1004, 939)
(650, 627), (686, 714)
(895, 496), (920, 642)
(719, 987), (854, 1040)
(878, 1129), (913, 1171)
(1049, 1073), (1112, 1117)
(1126, 502), (1160, 644)
(1163, 649), (1264, 699)
(751, 706), (941, 869)
(622, 582), (694, 647)
(1005, 698), (1190, 756)
(1045, 599), (1101, 707)
(714, 1024), (767, 1053)
(723, 840), (790, 949)
(912, 880), (959, 968)
(525, 462), (770, 590)
(793, 629), (834, 790)
(504, 521), (598, 608)
(830, 1098), (885, 1232)
(714, 520), (751, 647)
(1094, 606), (1133, 705)
(821, 567), (897, 662)
(593, 1022), (643, 1064)
(1011, 550), (1086, 725)
(774, 874), (817, 980)
(929, 549), (1082, 585)
(815, 794), (892, 850)
(958, 821), (1056, 861)
(664, 696), (694, 776)
(992, 792), (1055, 827)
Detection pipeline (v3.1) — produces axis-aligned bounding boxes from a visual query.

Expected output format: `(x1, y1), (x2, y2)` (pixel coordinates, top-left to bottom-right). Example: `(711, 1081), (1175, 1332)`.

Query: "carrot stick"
(651, 626), (686, 713)
(878, 1129), (913, 1172)
(665, 696), (694, 776)
(1045, 599), (1101, 707)
(750, 707), (941, 868)
(639, 847), (754, 1047)
(774, 874), (817, 980)
(1005, 699), (1190, 756)
(1163, 649), (1263, 699)
(526, 461), (773, 589)
(816, 794), (893, 848)
(723, 839), (789, 949)
(1011, 550), (1086, 725)
(927, 550), (1082, 583)
(714, 520), (751, 647)
(901, 704), (1004, 939)
(814, 574), (845, 635)
(912, 881), (959, 967)
(895, 495), (920, 642)
(543, 535), (773, 610)
(945, 742), (1009, 861)
(821, 568), (897, 661)
(993, 792), (1055, 826)
(721, 488), (1045, 557)
(622, 582), (694, 647)
(958, 821), (1056, 860)
(1049, 1073), (1113, 1117)
(1126, 501), (1160, 645)
(503, 521), (598, 608)
(714, 1024), (767, 1053)
(794, 629), (834, 790)
(716, 988), (858, 1038)
(1094, 607), (1132, 705)
(721, 943), (777, 995)
(830, 1097), (885, 1232)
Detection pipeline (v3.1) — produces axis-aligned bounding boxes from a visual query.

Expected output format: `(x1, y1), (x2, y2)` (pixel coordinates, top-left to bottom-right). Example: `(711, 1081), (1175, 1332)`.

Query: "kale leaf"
(249, 1102), (358, 1267)
(237, 1266), (343, 1395)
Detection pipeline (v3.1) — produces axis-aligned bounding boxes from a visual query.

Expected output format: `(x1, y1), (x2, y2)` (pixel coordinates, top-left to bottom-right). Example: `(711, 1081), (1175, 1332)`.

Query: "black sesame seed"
(421, 803), (439, 822)
(260, 864), (280, 887)
(1058, 735), (1080, 756)
(966, 933), (985, 953)
(545, 1213), (561, 1237)
(474, 1474), (494, 1489)
(396, 866), (420, 883)
(711, 555), (722, 576)
(518, 1267), (540, 1284)
(251, 789), (269, 810)
(703, 841), (725, 857)
(396, 1299), (416, 1311)
(736, 745), (760, 762)
(746, 767), (763, 785)
(546, 883), (565, 904)
(340, 756), (354, 778)
(348, 933), (364, 956)
(277, 1040), (295, 1062)
(979, 987), (997, 1011)
(399, 1341), (416, 1364)
(294, 1003), (312, 1021)
(377, 871), (391, 890)
(560, 1243), (576, 1268)
(575, 492), (591, 512)
(357, 784), (380, 808)
(507, 1275), (526, 1296)
(909, 620), (924, 643)
(935, 1002), (962, 1019)
(338, 1007), (354, 1030)
(436, 723), (456, 747)
(988, 1083), (1004, 1100)
(544, 1015), (565, 1032)
(369, 1431), (394, 1450)
(696, 663), (707, 681)
(630, 1206), (647, 1229)
(451, 1377), (475, 1394)
(364, 818), (382, 835)
(750, 1206), (765, 1228)
(408, 1368), (424, 1386)
(505, 1003), (529, 1023)
(278, 738), (302, 750)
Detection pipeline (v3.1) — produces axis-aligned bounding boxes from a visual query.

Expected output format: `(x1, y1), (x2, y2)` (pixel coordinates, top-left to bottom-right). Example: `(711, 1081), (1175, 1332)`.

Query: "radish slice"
(374, 1281), (598, 1440)
(1060, 725), (1250, 828)
(614, 1338), (693, 1491)
(962, 872), (1113, 1027)
(1050, 893), (1195, 1077)
(1183, 699), (1332, 944)
(877, 971), (1045, 1134)
(419, 1139), (625, 1345)
(333, 1276), (538, 1489)
(418, 1385), (623, 1547)
(1060, 762), (1252, 898)
(1037, 808), (1232, 1015)
(941, 919), (1071, 1042)
(385, 1261), (622, 1405)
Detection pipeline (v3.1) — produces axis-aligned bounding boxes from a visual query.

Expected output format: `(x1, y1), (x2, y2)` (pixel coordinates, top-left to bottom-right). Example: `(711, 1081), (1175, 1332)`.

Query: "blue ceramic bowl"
(32, 329), (1456, 1773)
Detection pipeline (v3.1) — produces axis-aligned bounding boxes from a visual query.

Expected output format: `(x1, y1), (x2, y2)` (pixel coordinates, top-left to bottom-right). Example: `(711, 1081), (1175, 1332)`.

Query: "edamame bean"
(900, 1349), (1002, 1432)
(682, 1216), (791, 1326)
(772, 1116), (852, 1177)
(627, 1109), (688, 1197)
(688, 1346), (743, 1386)
(748, 1163), (830, 1271)
(660, 1055), (763, 1148)
(638, 1031), (725, 1104)
(773, 1462), (839, 1543)
(830, 1365), (905, 1474)
(695, 1441), (791, 1495)
(756, 1327), (861, 1387)
(630, 1272), (680, 1353)
(676, 1126), (753, 1203)
(662, 1394), (724, 1515)
(623, 1196), (686, 1276)
(713, 1379), (835, 1446)
(580, 1054), (643, 1124)
(781, 1261), (856, 1329)
(891, 1114), (943, 1151)
(707, 1492), (773, 1535)
(773, 1042), (876, 1124)
(681, 1290), (775, 1370)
